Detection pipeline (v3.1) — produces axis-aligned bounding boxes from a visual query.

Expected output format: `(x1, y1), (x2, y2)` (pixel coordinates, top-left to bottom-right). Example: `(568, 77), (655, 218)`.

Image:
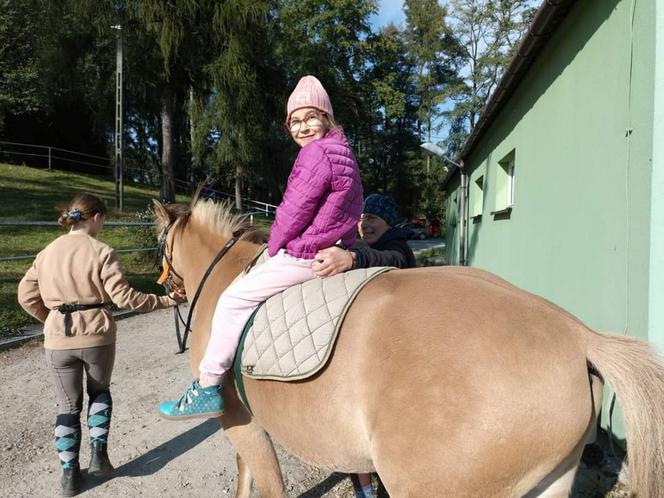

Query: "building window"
(494, 149), (515, 213)
(471, 174), (484, 218)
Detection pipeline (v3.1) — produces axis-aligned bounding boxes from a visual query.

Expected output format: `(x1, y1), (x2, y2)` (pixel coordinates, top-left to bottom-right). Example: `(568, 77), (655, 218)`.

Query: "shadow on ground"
(74, 421), (627, 497)
(297, 473), (347, 497)
(80, 419), (220, 493)
(571, 429), (627, 498)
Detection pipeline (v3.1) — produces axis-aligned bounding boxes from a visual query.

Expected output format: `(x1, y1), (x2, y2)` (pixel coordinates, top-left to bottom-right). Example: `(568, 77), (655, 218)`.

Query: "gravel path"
(0, 308), (625, 497)
(0, 308), (352, 498)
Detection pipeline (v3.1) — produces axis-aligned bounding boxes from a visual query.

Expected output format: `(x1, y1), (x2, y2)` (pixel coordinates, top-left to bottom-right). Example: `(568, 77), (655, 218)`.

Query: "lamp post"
(111, 24), (123, 211)
(420, 142), (467, 266)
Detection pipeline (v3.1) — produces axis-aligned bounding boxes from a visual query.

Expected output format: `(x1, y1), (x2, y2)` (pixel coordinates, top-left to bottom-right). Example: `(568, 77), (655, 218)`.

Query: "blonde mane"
(154, 192), (267, 244)
(187, 197), (267, 244)
(190, 198), (248, 238)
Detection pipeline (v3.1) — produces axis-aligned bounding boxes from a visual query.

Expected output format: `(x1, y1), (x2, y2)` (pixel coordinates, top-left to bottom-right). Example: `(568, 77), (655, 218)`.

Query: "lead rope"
(176, 238), (238, 354)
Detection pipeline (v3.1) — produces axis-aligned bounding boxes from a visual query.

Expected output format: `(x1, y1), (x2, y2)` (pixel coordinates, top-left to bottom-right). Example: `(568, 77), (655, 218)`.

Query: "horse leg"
(524, 373), (603, 498)
(235, 453), (253, 498)
(224, 423), (283, 497)
(223, 423), (284, 498)
(522, 442), (585, 498)
(220, 376), (285, 498)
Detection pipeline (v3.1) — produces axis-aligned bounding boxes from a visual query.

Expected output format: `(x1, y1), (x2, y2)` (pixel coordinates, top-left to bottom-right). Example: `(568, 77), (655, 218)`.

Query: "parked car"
(427, 218), (442, 238)
(401, 221), (428, 240)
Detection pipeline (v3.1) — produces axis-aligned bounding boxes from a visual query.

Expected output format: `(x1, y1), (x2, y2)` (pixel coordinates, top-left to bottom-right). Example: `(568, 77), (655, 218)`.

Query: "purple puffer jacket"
(268, 129), (363, 259)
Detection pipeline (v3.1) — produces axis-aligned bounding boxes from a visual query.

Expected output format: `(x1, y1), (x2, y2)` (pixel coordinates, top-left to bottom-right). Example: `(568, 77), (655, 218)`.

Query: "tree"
(361, 24), (420, 211)
(205, 0), (275, 210)
(404, 0), (461, 144)
(275, 0), (377, 143)
(402, 0), (462, 219)
(0, 0), (45, 133)
(1, 1), (116, 158)
(445, 0), (536, 144)
(129, 0), (218, 202)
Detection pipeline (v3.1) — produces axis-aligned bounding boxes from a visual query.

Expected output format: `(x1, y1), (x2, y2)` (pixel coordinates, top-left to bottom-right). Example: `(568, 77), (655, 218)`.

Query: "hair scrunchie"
(67, 208), (82, 221)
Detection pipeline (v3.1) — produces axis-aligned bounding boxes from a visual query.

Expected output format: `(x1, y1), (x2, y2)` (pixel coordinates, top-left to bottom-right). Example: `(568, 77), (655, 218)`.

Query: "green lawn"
(0, 163), (189, 336)
(415, 245), (447, 266)
(0, 162), (188, 220)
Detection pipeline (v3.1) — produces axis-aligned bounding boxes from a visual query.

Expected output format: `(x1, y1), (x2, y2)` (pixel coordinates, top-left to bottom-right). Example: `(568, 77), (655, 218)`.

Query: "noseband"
(157, 221), (187, 296)
(157, 220), (237, 353)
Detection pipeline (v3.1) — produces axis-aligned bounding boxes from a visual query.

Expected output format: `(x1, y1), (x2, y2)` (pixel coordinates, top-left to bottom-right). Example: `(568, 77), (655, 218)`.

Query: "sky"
(369, 0), (406, 30)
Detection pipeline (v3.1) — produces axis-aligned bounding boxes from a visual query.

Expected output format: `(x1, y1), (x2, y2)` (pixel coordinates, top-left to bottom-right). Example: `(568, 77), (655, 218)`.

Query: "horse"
(153, 196), (664, 498)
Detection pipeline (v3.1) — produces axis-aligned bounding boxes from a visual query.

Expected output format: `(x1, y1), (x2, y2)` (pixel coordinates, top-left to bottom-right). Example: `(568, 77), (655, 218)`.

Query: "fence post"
(48, 147), (52, 170)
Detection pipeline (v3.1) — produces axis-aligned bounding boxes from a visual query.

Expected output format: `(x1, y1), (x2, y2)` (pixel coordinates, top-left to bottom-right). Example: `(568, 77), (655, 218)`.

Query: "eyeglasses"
(288, 112), (324, 133)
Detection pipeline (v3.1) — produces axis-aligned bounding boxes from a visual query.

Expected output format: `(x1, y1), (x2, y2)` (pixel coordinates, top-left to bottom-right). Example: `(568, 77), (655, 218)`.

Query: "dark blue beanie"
(363, 194), (399, 227)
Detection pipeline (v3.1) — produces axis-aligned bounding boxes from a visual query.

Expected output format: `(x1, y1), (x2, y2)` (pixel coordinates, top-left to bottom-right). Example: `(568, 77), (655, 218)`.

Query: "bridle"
(156, 220), (187, 296)
(156, 219), (237, 353)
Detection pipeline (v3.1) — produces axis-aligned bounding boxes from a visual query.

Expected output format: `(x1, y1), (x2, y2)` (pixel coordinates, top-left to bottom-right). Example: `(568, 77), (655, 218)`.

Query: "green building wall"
(443, 0), (656, 438)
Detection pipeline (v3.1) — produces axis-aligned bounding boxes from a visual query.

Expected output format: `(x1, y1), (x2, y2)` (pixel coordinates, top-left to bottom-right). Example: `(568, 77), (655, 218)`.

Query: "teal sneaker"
(159, 380), (224, 420)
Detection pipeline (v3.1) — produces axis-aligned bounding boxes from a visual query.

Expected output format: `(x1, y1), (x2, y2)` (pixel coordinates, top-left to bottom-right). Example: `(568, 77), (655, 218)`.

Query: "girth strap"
(57, 304), (106, 336)
(232, 305), (261, 416)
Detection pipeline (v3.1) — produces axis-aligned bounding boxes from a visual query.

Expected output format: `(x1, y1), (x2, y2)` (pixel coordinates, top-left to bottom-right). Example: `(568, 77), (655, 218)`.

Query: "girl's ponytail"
(57, 194), (107, 228)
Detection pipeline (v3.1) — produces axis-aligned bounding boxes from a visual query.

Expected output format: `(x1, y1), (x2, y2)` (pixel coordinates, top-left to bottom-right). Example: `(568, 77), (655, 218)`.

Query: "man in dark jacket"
(313, 193), (416, 277)
(314, 193), (416, 498)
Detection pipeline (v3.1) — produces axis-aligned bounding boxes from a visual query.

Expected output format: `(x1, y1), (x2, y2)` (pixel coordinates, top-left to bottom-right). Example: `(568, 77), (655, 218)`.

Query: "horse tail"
(586, 331), (664, 497)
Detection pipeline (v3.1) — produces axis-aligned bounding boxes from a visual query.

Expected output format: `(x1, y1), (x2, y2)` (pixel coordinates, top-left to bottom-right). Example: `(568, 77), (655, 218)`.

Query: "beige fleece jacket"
(18, 232), (174, 350)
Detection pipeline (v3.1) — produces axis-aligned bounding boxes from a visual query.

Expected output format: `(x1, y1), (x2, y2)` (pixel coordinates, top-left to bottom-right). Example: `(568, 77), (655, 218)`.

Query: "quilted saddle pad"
(239, 266), (392, 381)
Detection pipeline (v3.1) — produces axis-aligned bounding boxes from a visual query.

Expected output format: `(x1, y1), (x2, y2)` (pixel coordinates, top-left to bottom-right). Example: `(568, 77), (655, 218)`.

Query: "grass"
(0, 162), (189, 336)
(0, 162), (187, 220)
(0, 253), (163, 336)
(415, 245), (447, 267)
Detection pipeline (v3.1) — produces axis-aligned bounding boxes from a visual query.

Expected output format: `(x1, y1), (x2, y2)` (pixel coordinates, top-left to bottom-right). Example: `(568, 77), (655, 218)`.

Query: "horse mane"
(157, 192), (267, 245)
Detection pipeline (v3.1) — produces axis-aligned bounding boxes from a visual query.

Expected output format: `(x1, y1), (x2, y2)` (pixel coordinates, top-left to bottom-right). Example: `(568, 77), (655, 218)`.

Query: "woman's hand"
(313, 247), (355, 278)
(168, 291), (187, 303)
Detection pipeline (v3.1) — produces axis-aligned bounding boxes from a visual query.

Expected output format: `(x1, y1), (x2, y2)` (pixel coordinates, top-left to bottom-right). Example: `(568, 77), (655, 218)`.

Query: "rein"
(157, 220), (237, 353)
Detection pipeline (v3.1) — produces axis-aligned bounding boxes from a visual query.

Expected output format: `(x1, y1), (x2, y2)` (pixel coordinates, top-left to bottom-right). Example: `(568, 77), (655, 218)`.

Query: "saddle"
(234, 266), (392, 384)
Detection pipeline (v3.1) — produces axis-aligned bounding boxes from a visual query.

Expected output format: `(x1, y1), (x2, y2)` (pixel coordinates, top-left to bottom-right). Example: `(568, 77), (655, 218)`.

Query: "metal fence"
(0, 221), (154, 227)
(0, 139), (169, 195)
(1, 209), (275, 263)
(0, 219), (158, 262)
(0, 247), (158, 262)
(0, 141), (279, 214)
(1, 142), (278, 262)
(0, 140), (112, 172)
(174, 179), (278, 217)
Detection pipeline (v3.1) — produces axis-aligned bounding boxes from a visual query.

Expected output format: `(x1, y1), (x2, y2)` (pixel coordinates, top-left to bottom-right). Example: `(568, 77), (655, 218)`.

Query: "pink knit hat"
(286, 75), (334, 122)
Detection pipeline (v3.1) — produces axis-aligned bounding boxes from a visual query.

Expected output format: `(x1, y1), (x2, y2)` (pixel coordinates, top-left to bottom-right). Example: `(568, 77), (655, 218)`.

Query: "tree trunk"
(160, 85), (176, 203)
(235, 163), (243, 211)
(188, 87), (196, 189)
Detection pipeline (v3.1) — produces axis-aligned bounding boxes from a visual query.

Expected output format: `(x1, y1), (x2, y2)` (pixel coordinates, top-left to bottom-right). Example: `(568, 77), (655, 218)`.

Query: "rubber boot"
(60, 464), (81, 497)
(87, 390), (113, 475)
(88, 441), (114, 476)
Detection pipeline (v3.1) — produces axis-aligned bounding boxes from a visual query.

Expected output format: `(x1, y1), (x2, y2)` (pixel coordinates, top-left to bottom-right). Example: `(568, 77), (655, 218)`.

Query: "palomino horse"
(154, 197), (664, 498)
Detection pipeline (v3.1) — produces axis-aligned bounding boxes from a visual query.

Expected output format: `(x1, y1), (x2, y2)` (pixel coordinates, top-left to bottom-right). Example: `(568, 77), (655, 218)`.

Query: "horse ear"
(152, 199), (172, 226)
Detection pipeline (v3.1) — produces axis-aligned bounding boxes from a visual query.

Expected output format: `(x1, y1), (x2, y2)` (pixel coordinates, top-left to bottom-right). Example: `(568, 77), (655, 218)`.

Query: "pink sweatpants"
(198, 249), (316, 385)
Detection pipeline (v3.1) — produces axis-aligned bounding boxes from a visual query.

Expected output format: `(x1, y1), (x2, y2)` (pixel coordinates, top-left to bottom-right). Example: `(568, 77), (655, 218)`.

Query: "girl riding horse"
(159, 75), (363, 420)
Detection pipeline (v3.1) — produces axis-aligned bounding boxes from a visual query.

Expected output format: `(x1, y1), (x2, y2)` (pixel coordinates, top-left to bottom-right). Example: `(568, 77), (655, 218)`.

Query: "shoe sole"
(88, 467), (114, 477)
(159, 409), (223, 420)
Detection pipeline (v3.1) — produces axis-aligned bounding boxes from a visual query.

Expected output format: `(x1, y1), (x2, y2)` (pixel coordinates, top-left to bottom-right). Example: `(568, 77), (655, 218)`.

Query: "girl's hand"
(313, 247), (354, 277)
(168, 291), (187, 303)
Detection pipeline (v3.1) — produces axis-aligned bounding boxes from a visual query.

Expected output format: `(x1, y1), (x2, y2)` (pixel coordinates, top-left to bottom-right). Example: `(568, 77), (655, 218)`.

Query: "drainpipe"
(458, 160), (468, 266)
